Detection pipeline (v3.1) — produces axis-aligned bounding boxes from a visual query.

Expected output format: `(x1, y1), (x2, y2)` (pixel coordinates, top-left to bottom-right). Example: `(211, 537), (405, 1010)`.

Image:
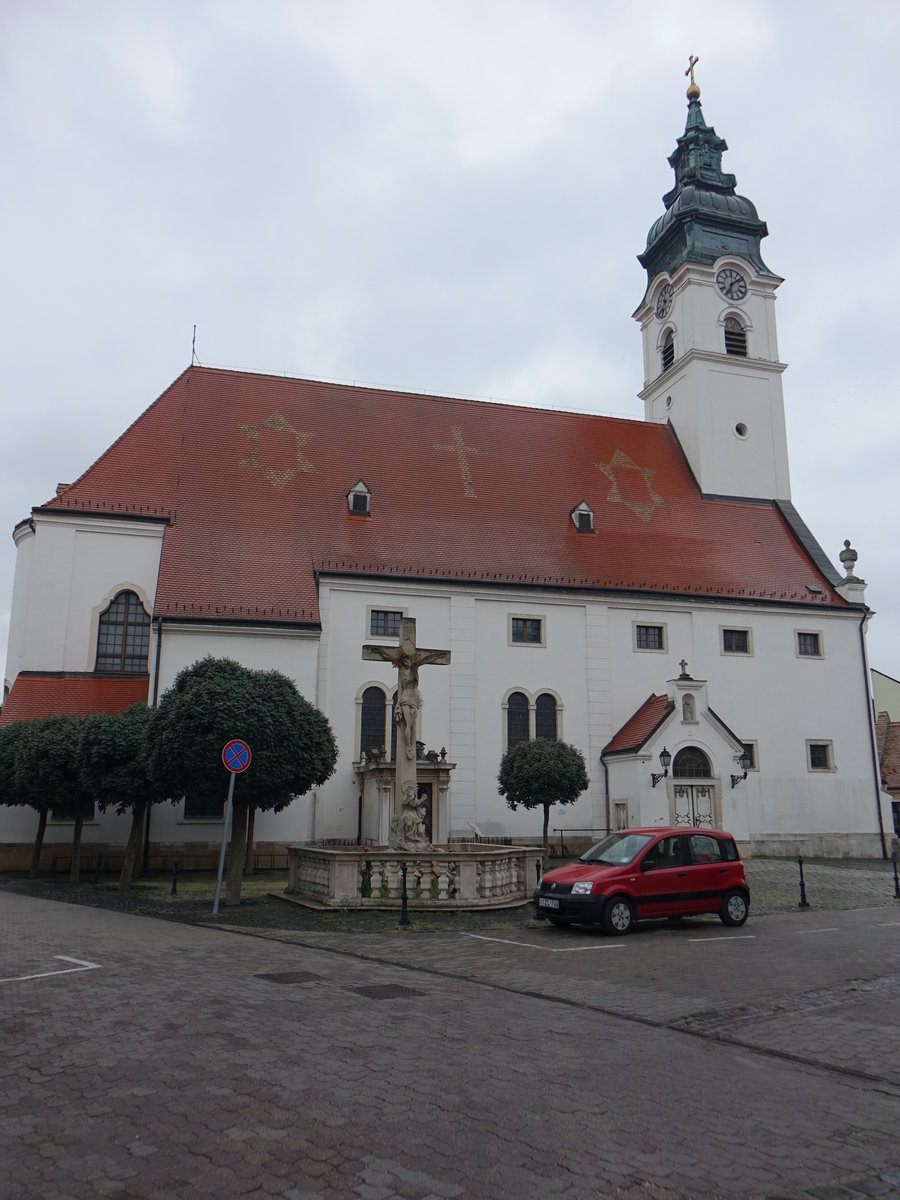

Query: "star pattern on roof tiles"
(433, 426), (487, 498)
(596, 449), (665, 523)
(240, 412), (316, 489)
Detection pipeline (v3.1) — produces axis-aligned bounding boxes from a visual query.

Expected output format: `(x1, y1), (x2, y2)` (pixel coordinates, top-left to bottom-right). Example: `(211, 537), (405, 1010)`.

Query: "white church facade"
(1, 80), (891, 865)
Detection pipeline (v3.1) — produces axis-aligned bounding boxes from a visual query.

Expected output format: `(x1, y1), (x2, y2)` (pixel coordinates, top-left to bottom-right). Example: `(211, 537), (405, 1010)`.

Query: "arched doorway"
(671, 747), (716, 828)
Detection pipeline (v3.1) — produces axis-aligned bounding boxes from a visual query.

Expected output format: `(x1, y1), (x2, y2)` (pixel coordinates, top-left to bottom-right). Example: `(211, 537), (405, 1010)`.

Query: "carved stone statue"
(388, 783), (430, 851)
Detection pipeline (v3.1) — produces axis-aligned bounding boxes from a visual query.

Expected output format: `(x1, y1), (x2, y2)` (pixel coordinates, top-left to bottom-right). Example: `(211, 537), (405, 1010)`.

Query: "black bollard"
(892, 851), (900, 900)
(536, 857), (542, 884)
(170, 860), (179, 896)
(798, 854), (810, 908)
(399, 861), (410, 927)
(92, 854), (103, 886)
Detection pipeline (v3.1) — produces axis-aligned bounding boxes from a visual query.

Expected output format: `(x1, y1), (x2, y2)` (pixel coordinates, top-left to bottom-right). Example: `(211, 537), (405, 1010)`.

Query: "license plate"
(539, 897), (560, 909)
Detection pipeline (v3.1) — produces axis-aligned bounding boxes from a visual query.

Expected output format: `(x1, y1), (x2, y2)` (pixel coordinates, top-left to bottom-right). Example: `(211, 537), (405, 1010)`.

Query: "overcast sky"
(2, 1), (899, 690)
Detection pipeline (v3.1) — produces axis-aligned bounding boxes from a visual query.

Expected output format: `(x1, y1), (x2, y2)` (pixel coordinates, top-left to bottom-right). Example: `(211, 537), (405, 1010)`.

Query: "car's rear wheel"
(602, 895), (634, 936)
(720, 889), (749, 927)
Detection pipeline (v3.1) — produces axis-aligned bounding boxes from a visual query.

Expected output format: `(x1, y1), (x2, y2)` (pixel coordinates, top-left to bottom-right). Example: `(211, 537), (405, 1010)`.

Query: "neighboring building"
(872, 670), (900, 723)
(874, 712), (900, 839)
(1, 79), (891, 865)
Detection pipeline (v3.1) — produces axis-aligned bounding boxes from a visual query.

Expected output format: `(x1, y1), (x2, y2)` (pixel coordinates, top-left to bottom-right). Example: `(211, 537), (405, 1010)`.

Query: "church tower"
(633, 64), (791, 501)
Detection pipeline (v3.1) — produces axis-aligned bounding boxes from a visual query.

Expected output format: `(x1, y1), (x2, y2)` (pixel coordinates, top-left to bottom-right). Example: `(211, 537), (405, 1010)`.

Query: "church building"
(1, 78), (890, 865)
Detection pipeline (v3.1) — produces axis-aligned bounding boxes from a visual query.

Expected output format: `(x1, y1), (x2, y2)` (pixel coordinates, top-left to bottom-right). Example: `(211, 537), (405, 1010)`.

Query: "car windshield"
(580, 832), (654, 866)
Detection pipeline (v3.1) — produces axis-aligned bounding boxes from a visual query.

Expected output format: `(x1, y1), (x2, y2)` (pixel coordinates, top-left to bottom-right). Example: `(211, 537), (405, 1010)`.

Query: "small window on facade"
(634, 623), (666, 651)
(535, 693), (558, 741)
(797, 632), (822, 658)
(673, 747), (712, 778)
(661, 331), (675, 373)
(95, 591), (151, 673)
(807, 741), (833, 771)
(741, 742), (757, 770)
(369, 609), (402, 638)
(724, 316), (747, 357)
(511, 617), (543, 645)
(183, 795), (225, 820)
(50, 801), (96, 823)
(722, 628), (750, 655)
(507, 691), (530, 748)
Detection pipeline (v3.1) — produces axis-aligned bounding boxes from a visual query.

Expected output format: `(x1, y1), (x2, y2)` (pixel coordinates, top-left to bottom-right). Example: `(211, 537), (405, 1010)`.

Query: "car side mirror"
(640, 858), (655, 872)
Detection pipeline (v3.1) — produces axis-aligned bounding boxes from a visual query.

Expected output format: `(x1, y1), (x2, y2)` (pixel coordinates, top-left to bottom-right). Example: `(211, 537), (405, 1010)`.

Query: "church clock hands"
(716, 267), (747, 301)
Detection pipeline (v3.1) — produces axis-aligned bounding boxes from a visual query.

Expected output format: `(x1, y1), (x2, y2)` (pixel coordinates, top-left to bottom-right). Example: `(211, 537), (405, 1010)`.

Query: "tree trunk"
(29, 808), (48, 878)
(542, 803), (550, 854)
(225, 798), (249, 906)
(244, 805), (256, 876)
(70, 814), (84, 883)
(119, 802), (146, 892)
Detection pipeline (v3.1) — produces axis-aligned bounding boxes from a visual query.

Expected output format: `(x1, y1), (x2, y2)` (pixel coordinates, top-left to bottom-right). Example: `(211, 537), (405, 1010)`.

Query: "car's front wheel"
(720, 889), (749, 927)
(602, 895), (634, 936)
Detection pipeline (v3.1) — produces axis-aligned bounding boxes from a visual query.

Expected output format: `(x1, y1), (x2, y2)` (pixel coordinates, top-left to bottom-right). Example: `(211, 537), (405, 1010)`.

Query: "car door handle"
(719, 867), (728, 873)
(677, 872), (687, 877)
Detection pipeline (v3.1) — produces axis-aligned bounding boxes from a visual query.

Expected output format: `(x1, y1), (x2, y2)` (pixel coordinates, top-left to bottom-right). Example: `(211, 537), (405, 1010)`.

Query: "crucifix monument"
(362, 617), (451, 848)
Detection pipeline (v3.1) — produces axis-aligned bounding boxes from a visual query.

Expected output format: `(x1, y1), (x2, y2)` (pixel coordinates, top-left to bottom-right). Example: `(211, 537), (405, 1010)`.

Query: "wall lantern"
(651, 746), (672, 788)
(730, 750), (752, 789)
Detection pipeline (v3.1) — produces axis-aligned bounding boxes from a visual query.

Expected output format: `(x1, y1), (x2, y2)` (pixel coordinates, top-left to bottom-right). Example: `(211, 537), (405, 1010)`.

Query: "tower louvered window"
(95, 591), (150, 673)
(724, 316), (747, 357)
(661, 331), (675, 372)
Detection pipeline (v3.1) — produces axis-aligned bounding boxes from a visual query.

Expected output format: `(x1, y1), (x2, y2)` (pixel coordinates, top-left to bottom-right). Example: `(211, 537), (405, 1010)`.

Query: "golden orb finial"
(685, 53), (700, 99)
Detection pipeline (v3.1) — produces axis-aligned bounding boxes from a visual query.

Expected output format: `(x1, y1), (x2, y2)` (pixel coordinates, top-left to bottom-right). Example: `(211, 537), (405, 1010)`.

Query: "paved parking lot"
(2, 885), (900, 1200)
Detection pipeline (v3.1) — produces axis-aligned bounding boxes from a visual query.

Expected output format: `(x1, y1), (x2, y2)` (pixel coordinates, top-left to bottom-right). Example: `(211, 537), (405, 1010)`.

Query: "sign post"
(213, 740), (252, 916)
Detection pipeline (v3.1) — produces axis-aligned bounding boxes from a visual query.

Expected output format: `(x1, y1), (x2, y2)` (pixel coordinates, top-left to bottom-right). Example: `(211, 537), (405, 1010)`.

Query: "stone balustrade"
(283, 842), (543, 910)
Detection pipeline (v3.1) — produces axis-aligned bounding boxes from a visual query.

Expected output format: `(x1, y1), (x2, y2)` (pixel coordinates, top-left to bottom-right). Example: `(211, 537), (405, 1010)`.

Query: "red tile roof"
(603, 694), (673, 754)
(0, 674), (149, 728)
(40, 366), (848, 625)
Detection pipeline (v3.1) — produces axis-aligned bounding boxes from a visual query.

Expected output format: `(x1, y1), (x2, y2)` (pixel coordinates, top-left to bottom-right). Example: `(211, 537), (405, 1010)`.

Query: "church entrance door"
(672, 783), (715, 828)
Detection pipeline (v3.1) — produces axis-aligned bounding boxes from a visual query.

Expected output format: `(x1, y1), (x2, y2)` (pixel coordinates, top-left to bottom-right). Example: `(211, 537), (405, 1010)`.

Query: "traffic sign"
(222, 740), (251, 773)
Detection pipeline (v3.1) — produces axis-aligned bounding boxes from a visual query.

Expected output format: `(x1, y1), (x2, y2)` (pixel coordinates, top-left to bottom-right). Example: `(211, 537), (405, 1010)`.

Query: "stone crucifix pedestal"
(362, 617), (450, 848)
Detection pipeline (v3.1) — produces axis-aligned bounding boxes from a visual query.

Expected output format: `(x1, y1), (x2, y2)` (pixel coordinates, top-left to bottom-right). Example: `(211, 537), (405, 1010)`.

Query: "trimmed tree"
(17, 714), (95, 881)
(150, 657), (337, 905)
(498, 739), (589, 852)
(78, 704), (164, 892)
(0, 720), (50, 876)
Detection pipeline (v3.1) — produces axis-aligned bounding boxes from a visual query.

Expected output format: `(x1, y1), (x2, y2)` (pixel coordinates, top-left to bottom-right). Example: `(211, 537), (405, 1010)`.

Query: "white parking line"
(462, 933), (624, 953)
(0, 955), (101, 984)
(795, 927), (840, 934)
(687, 935), (755, 943)
(877, 922), (900, 927)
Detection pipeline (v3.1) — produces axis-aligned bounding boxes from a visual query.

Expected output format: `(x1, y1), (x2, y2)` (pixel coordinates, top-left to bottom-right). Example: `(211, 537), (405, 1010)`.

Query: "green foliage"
(0, 720), (42, 809)
(17, 714), (94, 818)
(78, 704), (164, 814)
(497, 739), (589, 812)
(150, 657), (338, 810)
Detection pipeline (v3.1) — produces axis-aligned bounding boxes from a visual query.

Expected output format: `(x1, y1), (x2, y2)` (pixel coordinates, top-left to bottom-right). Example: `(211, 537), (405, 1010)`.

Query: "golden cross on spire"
(685, 54), (699, 85)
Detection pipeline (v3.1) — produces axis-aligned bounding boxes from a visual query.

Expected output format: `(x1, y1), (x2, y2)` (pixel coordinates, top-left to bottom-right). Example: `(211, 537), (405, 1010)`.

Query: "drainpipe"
(858, 611), (887, 859)
(601, 755), (611, 835)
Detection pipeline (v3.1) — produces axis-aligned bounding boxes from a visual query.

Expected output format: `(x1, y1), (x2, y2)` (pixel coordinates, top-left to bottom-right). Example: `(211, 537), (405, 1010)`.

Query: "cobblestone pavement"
(2, 863), (900, 1200)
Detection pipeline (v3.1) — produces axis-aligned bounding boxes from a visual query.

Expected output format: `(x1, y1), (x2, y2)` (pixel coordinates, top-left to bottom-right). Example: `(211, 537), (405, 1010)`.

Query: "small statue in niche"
(682, 694), (696, 723)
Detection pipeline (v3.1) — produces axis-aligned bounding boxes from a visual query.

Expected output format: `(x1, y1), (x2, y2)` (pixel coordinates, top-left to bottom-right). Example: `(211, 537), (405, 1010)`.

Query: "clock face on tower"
(655, 283), (674, 320)
(716, 267), (747, 301)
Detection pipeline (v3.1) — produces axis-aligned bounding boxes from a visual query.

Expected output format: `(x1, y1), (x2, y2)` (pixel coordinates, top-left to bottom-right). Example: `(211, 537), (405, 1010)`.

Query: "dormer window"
(724, 316), (747, 357)
(347, 480), (371, 516)
(661, 330), (675, 373)
(570, 501), (594, 534)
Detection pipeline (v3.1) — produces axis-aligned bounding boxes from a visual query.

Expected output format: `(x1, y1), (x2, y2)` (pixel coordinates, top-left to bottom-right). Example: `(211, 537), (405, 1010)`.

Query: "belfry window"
(724, 316), (747, 357)
(661, 331), (675, 373)
(95, 591), (151, 673)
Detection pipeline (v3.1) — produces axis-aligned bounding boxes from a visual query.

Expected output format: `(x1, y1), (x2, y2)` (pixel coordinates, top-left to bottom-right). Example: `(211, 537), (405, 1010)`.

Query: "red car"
(533, 827), (750, 934)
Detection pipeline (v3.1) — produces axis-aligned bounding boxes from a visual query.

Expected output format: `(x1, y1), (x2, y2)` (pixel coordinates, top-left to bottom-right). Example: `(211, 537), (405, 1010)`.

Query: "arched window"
(724, 316), (747, 357)
(661, 330), (675, 373)
(95, 591), (150, 672)
(672, 747), (712, 778)
(507, 691), (530, 749)
(535, 693), (558, 740)
(360, 687), (387, 758)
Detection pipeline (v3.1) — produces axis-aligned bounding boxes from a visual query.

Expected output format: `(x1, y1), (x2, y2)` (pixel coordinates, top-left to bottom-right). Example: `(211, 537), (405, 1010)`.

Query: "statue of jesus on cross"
(362, 617), (450, 848)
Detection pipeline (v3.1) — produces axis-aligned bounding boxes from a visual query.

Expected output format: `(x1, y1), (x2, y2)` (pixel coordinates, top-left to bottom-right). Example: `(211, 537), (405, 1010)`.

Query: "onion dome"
(639, 80), (774, 283)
